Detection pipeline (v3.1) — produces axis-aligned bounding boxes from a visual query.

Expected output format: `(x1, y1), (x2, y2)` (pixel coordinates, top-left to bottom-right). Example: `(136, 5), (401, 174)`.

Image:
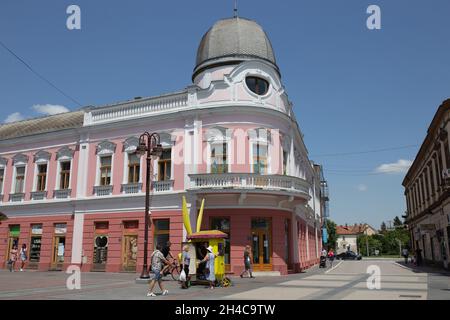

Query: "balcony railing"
(9, 193), (25, 202)
(188, 173), (310, 196)
(54, 189), (72, 199)
(94, 185), (113, 197)
(122, 183), (143, 194)
(153, 180), (174, 192)
(31, 191), (47, 201)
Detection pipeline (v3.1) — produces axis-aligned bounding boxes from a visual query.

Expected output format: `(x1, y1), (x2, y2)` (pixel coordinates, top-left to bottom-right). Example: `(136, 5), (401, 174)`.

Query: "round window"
(245, 76), (269, 96)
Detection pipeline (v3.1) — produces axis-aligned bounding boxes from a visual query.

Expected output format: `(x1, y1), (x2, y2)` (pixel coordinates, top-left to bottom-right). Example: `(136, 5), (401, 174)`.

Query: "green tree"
(357, 235), (383, 256)
(393, 216), (403, 228)
(324, 219), (337, 250)
(380, 222), (387, 234)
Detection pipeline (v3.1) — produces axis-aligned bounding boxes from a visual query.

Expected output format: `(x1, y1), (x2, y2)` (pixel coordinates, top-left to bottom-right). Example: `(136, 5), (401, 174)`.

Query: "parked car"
(336, 251), (362, 260)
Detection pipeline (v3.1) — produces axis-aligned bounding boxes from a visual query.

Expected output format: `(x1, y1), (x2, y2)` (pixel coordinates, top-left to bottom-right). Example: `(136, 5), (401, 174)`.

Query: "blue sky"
(1, 1), (449, 228)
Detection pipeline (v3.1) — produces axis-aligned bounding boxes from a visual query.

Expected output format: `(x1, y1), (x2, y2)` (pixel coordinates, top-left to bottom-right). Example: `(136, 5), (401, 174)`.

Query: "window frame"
(36, 163), (48, 192)
(157, 148), (172, 181)
(14, 166), (26, 194)
(99, 155), (113, 186)
(153, 219), (170, 250)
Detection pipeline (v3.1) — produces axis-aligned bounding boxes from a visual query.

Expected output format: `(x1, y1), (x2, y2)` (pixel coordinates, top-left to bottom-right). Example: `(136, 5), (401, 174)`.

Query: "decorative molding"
(123, 137), (140, 153)
(12, 153), (29, 165)
(34, 150), (51, 163)
(204, 126), (229, 142)
(159, 132), (175, 147)
(96, 140), (116, 155)
(56, 146), (75, 160)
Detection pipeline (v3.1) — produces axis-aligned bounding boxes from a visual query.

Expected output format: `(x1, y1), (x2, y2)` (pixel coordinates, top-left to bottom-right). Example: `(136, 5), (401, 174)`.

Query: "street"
(0, 259), (449, 300)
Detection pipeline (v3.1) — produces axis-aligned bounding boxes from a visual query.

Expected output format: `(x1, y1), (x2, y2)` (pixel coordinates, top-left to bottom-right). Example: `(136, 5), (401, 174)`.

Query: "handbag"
(179, 269), (187, 282)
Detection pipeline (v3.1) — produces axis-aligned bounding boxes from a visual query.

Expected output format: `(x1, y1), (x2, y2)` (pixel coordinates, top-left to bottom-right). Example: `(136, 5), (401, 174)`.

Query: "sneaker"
(162, 290), (169, 296)
(20, 268), (23, 272)
(147, 292), (156, 297)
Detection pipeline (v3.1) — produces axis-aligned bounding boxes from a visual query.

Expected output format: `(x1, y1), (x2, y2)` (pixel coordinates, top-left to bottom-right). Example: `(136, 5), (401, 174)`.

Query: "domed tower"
(193, 17), (280, 84)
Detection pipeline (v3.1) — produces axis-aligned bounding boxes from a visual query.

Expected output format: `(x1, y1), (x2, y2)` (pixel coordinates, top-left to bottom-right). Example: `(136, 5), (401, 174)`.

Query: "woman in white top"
(19, 244), (28, 271)
(201, 246), (217, 289)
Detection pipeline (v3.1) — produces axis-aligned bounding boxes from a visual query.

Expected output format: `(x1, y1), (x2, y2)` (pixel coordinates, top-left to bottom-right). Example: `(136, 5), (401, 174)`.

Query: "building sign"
(54, 223), (67, 234)
(31, 224), (43, 235)
(9, 225), (20, 237)
(322, 227), (328, 244)
(420, 224), (435, 232)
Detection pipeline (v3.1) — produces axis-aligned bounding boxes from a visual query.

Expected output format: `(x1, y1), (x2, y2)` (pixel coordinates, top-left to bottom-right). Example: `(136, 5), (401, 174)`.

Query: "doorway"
(51, 236), (65, 270)
(251, 218), (272, 271)
(122, 235), (138, 272)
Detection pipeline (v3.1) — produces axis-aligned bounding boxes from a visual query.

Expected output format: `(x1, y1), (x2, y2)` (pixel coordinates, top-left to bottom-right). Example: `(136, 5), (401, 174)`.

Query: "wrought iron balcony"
(188, 173), (310, 197)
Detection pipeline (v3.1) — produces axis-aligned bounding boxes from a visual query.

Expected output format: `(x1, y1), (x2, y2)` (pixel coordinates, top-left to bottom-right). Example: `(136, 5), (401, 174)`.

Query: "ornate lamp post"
(135, 132), (163, 279)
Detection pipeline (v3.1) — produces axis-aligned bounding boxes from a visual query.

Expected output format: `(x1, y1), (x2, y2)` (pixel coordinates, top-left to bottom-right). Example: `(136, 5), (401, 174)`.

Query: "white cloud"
(375, 159), (413, 174)
(4, 112), (24, 123)
(357, 184), (368, 192)
(32, 104), (69, 115)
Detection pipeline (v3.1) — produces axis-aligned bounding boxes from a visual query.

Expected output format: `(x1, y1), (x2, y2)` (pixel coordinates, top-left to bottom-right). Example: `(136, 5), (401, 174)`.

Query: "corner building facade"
(0, 17), (327, 275)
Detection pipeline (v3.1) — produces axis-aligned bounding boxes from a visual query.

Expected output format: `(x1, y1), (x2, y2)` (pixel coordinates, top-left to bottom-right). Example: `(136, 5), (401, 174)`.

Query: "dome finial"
(234, 0), (238, 18)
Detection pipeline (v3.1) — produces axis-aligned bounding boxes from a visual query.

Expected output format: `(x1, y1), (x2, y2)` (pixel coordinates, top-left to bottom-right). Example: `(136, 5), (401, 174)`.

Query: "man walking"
(402, 247), (409, 264)
(147, 244), (170, 297)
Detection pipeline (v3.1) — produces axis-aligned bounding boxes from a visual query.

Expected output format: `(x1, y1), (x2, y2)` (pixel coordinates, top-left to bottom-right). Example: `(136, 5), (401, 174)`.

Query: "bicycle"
(162, 259), (180, 281)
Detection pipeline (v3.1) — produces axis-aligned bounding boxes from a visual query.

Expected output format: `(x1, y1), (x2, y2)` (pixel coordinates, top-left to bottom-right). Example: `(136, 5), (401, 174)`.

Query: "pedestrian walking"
(200, 246), (217, 289)
(19, 244), (28, 271)
(161, 241), (173, 276)
(402, 247), (409, 264)
(8, 245), (18, 272)
(180, 245), (191, 289)
(415, 248), (423, 266)
(147, 244), (170, 297)
(240, 245), (254, 278)
(327, 248), (335, 268)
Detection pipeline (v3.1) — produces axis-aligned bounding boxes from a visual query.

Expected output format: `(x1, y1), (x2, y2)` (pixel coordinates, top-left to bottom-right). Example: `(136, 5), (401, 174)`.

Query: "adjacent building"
(336, 223), (377, 254)
(403, 99), (450, 270)
(0, 17), (328, 275)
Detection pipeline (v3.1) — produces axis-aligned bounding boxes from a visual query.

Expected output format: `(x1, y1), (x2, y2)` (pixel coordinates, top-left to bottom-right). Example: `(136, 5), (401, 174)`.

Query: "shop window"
(158, 149), (172, 181)
(100, 156), (112, 186)
(128, 154), (141, 183)
(211, 217), (230, 265)
(210, 143), (228, 174)
(29, 224), (43, 263)
(15, 166), (25, 193)
(153, 219), (170, 250)
(253, 143), (268, 174)
(60, 161), (71, 190)
(36, 163), (47, 192)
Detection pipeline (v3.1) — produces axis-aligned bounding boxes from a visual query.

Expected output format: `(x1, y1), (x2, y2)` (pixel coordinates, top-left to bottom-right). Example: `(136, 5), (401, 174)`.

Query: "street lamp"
(135, 132), (163, 279)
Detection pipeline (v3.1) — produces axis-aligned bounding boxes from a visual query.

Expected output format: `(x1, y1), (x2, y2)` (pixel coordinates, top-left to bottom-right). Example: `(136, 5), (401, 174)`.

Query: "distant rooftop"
(0, 111), (84, 141)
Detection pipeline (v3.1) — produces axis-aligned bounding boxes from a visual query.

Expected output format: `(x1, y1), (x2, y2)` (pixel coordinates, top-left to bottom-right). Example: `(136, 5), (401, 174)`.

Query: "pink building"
(0, 17), (328, 275)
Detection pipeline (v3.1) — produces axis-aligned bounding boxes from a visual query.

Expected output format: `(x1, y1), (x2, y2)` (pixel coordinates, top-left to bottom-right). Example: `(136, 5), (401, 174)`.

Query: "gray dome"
(193, 17), (279, 80)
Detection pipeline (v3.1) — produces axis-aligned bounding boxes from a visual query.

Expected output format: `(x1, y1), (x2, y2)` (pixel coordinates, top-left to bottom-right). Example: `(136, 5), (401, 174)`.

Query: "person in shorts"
(181, 245), (191, 289)
(240, 245), (254, 278)
(8, 245), (18, 272)
(19, 244), (28, 271)
(147, 244), (170, 297)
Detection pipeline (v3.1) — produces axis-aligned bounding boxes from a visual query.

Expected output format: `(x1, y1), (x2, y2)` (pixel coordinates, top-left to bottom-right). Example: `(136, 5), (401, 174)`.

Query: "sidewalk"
(396, 261), (450, 276)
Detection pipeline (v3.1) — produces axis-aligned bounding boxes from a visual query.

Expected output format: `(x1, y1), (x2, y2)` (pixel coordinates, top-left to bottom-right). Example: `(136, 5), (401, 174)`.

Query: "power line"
(311, 144), (419, 158)
(0, 40), (82, 107)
